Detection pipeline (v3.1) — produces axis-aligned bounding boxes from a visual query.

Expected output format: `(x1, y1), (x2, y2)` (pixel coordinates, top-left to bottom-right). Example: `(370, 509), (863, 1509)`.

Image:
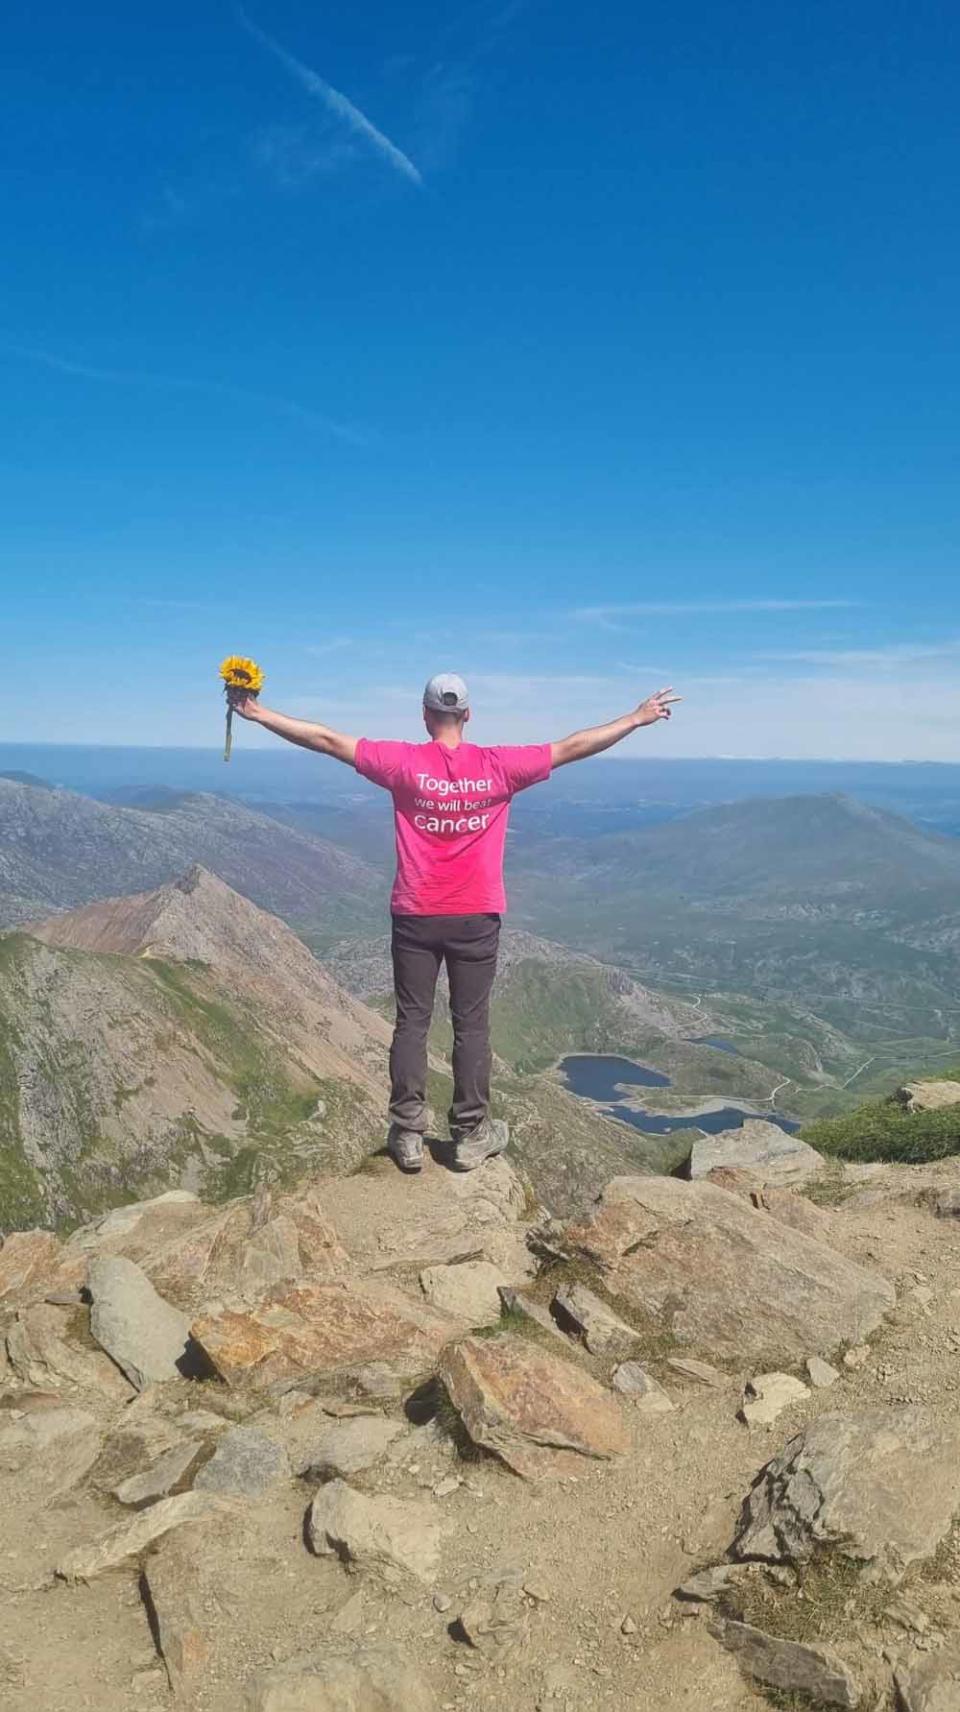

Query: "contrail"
(2, 343), (364, 444)
(237, 6), (423, 187)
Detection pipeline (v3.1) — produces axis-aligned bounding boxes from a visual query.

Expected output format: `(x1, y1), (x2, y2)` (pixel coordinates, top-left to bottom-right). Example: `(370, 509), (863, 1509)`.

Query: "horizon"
(9, 736), (960, 770)
(5, 1), (959, 759)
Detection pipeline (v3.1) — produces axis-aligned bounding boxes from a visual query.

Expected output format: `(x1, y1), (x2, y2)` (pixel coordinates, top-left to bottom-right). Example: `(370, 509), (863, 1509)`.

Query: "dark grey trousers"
(389, 912), (501, 1137)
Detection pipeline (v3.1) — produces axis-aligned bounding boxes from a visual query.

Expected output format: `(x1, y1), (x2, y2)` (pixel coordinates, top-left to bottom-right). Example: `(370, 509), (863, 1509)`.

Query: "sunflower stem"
(224, 705), (233, 763)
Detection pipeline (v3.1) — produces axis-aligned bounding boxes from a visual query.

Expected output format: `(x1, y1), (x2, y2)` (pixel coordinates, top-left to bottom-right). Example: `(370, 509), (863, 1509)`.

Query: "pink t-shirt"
(355, 738), (552, 915)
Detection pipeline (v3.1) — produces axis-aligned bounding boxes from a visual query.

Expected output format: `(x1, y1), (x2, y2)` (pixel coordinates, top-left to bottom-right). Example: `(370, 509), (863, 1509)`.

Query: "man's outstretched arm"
(229, 692), (358, 766)
(550, 687), (680, 768)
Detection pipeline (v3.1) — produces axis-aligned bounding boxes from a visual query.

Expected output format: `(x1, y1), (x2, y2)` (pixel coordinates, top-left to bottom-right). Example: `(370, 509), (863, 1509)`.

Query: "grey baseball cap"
(423, 672), (469, 712)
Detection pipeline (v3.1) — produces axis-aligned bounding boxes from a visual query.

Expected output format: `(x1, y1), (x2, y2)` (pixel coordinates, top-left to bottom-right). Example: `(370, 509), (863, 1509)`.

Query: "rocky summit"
(4, 1131), (960, 1710)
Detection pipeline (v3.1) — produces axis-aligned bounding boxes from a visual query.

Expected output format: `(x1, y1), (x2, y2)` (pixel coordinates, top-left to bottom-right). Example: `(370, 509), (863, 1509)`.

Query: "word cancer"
(413, 811), (491, 835)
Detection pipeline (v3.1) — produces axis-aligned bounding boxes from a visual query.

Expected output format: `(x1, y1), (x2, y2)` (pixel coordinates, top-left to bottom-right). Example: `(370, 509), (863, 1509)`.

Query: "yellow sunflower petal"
(219, 655), (265, 692)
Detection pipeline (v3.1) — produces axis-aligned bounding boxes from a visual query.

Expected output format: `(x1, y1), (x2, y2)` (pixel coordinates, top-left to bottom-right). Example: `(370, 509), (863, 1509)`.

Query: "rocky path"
(4, 1123), (960, 1710)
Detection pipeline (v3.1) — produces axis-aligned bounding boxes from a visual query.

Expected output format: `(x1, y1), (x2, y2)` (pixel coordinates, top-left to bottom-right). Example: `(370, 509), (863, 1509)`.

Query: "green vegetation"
(488, 961), (649, 1074)
(471, 1301), (579, 1363)
(0, 1145), (47, 1228)
(804, 1081), (960, 1164)
(800, 1160), (855, 1207)
(0, 945), (48, 1226)
(201, 1075), (375, 1201)
(717, 1549), (888, 1709)
(722, 1552), (886, 1646)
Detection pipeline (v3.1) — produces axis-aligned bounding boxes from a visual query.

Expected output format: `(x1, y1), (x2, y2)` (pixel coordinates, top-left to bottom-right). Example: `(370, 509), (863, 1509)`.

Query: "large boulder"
(560, 1176), (893, 1364)
(244, 1642), (434, 1711)
(191, 1277), (461, 1388)
(56, 1491), (238, 1583)
(711, 1618), (860, 1708)
(707, 1170), (839, 1241)
(733, 1408), (960, 1581)
(438, 1333), (628, 1479)
(87, 1255), (193, 1389)
(685, 1120), (823, 1185)
(145, 1187), (350, 1311)
(63, 1192), (207, 1267)
(52, 1187), (350, 1315)
(5, 1301), (133, 1399)
(307, 1481), (444, 1584)
(894, 1080), (960, 1112)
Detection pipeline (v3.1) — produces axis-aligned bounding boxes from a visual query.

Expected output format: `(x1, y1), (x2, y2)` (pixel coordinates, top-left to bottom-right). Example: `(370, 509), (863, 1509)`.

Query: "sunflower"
(219, 655), (265, 761)
(219, 655), (265, 694)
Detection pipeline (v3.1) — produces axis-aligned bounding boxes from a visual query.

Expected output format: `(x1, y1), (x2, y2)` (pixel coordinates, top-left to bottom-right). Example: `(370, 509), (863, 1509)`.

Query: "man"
(230, 674), (679, 1174)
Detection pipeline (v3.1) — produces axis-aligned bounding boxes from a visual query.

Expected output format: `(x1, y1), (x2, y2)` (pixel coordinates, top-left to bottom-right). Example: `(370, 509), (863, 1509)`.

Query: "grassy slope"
(803, 1072), (960, 1165)
(0, 936), (377, 1229)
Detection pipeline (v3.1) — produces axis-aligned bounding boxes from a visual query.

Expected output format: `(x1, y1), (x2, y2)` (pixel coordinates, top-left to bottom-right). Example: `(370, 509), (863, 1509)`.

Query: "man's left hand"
(635, 687), (681, 726)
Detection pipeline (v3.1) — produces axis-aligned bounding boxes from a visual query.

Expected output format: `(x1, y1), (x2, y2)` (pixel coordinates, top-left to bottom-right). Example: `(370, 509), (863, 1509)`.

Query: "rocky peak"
(28, 865), (325, 980)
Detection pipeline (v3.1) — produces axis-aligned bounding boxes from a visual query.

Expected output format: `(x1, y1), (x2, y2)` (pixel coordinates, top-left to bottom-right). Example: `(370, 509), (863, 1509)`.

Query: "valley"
(3, 761), (960, 1231)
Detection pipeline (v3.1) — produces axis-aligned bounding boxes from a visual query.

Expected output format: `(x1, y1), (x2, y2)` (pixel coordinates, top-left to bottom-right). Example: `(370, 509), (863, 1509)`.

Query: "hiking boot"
(451, 1116), (509, 1172)
(387, 1126), (424, 1174)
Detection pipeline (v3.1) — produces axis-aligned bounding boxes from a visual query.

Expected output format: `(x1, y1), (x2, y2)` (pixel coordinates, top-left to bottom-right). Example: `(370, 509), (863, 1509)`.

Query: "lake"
(689, 1034), (740, 1056)
(559, 1053), (797, 1136)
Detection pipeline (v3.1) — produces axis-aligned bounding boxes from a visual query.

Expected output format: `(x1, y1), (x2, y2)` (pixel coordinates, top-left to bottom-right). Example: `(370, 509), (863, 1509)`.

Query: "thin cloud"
(237, 6), (423, 187)
(575, 599), (861, 622)
(3, 342), (363, 444)
(759, 641), (960, 669)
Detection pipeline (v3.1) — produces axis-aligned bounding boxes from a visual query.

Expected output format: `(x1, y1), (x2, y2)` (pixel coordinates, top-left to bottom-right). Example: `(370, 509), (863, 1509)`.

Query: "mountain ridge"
(0, 776), (384, 934)
(514, 793), (960, 905)
(1, 870), (396, 1226)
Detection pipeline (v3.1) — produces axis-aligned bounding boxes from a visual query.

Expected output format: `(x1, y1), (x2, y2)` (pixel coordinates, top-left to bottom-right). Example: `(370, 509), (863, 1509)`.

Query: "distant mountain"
(0, 769), (52, 789)
(515, 794), (960, 909)
(0, 777), (385, 936)
(509, 794), (960, 1058)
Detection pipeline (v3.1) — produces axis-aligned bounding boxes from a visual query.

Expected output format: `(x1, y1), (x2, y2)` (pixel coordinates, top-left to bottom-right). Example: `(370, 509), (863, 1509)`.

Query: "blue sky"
(4, 0), (959, 759)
